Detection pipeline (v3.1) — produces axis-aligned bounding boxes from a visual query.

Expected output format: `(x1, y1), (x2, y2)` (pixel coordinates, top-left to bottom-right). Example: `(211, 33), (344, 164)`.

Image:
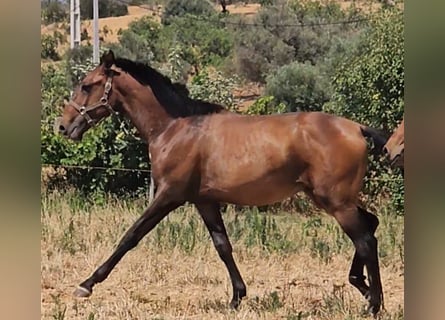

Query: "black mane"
(114, 58), (226, 117)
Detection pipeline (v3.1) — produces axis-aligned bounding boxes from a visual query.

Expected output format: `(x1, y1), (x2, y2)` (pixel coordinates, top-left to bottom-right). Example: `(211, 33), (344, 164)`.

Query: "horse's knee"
(212, 232), (232, 254)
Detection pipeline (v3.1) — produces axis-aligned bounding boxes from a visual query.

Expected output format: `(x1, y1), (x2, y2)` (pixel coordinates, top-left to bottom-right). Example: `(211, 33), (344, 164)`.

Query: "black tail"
(360, 126), (389, 156)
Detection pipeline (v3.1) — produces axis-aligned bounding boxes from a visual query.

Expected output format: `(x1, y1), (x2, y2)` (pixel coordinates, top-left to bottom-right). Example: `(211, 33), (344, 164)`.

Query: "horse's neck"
(116, 80), (173, 143)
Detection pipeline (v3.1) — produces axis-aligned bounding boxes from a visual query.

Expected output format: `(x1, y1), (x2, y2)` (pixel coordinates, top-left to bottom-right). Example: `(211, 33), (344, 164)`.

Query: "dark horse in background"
(57, 51), (388, 316)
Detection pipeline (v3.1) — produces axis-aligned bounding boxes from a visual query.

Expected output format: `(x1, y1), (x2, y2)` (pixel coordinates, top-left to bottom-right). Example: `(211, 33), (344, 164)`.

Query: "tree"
(41, 0), (68, 25)
(324, 8), (404, 132)
(116, 16), (162, 63)
(162, 14), (234, 72)
(80, 0), (128, 19)
(161, 0), (216, 25)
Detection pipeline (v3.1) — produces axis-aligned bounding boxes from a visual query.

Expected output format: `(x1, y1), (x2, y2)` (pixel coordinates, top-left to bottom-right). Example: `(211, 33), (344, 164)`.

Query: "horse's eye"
(81, 84), (92, 93)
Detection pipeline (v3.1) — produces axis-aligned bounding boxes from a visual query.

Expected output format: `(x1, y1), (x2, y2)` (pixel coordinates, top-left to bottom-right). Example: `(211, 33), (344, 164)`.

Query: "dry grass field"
(41, 190), (403, 320)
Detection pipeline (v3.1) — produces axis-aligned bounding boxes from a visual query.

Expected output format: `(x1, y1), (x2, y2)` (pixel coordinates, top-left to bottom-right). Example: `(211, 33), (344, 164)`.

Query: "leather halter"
(66, 76), (118, 126)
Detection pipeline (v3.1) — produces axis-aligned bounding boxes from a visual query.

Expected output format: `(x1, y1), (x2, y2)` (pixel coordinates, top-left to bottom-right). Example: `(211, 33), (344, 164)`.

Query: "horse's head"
(57, 50), (121, 141)
(383, 119), (404, 167)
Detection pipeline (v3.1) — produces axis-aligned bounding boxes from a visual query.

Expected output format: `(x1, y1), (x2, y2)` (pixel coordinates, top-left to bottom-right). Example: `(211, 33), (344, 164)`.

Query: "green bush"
(162, 14), (234, 71)
(41, 34), (60, 61)
(117, 16), (163, 63)
(41, 64), (71, 121)
(233, 27), (294, 82)
(80, 0), (128, 19)
(161, 0), (216, 25)
(243, 96), (287, 115)
(265, 61), (331, 112)
(63, 45), (94, 86)
(189, 68), (238, 109)
(114, 13), (234, 74)
(324, 9), (404, 132)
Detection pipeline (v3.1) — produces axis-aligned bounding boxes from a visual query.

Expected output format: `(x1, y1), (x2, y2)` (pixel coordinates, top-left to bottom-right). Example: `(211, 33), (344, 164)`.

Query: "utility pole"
(70, 0), (81, 48)
(93, 0), (100, 64)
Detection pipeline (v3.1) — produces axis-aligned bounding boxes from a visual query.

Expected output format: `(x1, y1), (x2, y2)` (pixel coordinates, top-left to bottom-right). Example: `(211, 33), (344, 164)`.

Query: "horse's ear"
(100, 50), (115, 69)
(109, 64), (121, 75)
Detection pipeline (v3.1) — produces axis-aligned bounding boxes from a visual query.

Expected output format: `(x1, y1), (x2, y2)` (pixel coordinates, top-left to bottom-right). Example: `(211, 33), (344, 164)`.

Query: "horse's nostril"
(382, 147), (388, 155)
(59, 125), (66, 133)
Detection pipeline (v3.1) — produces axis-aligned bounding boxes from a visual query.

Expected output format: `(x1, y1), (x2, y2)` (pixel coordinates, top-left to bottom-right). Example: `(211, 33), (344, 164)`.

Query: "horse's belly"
(199, 176), (304, 206)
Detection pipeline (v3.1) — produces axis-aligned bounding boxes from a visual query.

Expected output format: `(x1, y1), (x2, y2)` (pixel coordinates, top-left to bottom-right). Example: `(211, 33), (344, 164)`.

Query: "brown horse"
(384, 118), (404, 169)
(57, 51), (388, 316)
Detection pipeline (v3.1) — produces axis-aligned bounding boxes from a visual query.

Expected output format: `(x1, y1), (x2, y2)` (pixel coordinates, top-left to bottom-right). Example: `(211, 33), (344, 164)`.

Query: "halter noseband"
(67, 76), (118, 126)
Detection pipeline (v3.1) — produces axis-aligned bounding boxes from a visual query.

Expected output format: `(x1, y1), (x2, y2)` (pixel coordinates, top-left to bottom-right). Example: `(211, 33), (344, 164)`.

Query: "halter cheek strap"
(67, 77), (118, 126)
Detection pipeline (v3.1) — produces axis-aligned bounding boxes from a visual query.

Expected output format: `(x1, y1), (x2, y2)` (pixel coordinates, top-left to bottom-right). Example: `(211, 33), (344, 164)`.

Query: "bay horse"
(384, 118), (404, 169)
(57, 51), (387, 316)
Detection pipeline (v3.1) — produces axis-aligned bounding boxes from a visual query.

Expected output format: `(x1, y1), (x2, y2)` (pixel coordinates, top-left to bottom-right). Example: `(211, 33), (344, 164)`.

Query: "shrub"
(155, 45), (192, 83)
(233, 27), (294, 82)
(324, 8), (404, 132)
(265, 61), (331, 112)
(189, 68), (238, 109)
(41, 64), (71, 120)
(80, 0), (128, 19)
(63, 45), (94, 86)
(161, 0), (216, 25)
(117, 16), (162, 63)
(162, 14), (234, 72)
(243, 96), (287, 115)
(41, 34), (60, 61)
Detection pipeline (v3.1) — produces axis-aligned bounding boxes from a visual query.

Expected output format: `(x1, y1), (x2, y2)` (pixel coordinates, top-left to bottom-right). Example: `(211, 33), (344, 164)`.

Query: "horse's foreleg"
(74, 189), (183, 298)
(195, 202), (246, 309)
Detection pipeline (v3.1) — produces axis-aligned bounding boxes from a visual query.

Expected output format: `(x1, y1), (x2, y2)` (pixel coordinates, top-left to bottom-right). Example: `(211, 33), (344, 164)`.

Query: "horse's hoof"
(73, 286), (92, 298)
(229, 299), (241, 309)
(367, 304), (380, 318)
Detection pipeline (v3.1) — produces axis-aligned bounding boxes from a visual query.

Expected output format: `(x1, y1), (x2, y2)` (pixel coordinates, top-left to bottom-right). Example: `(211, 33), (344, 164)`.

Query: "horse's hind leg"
(349, 251), (369, 296)
(331, 205), (383, 316)
(348, 207), (380, 299)
(195, 201), (246, 309)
